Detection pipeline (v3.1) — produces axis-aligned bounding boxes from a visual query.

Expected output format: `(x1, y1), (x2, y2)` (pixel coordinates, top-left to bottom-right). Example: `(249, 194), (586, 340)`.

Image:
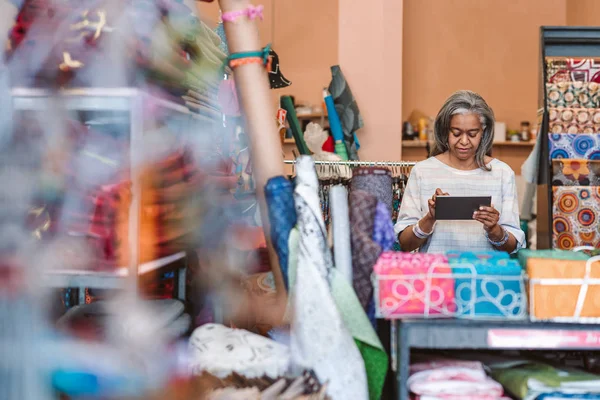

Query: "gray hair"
(431, 90), (495, 171)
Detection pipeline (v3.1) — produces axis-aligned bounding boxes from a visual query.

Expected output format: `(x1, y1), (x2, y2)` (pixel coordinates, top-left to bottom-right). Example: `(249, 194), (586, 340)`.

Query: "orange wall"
(402, 0), (567, 131)
(196, 0), (338, 109)
(567, 0), (600, 25)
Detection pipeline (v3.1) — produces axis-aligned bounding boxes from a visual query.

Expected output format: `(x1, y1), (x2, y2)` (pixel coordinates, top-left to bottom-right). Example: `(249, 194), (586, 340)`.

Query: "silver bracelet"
(486, 228), (509, 247)
(413, 221), (434, 239)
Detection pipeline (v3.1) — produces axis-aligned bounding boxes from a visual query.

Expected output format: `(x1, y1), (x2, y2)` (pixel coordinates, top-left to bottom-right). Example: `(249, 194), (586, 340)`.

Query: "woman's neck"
(441, 152), (478, 171)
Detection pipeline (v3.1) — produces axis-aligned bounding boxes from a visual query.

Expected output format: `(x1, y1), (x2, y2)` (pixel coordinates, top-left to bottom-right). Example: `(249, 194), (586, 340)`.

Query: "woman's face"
(448, 113), (483, 161)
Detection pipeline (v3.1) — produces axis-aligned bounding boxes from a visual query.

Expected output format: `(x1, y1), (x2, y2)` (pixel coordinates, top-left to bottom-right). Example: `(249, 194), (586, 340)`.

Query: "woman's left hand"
(473, 205), (503, 238)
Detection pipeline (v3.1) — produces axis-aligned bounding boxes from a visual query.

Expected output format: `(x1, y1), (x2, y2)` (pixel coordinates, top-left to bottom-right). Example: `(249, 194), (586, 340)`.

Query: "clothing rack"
(283, 159), (417, 167)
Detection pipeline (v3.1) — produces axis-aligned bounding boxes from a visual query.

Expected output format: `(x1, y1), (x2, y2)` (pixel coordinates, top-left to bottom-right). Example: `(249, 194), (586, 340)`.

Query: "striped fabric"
(393, 157), (525, 254)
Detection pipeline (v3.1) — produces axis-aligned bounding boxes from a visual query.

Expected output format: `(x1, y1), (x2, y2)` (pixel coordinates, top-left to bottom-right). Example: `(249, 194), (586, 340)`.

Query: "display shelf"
(11, 88), (193, 297)
(45, 252), (187, 304)
(395, 319), (600, 400)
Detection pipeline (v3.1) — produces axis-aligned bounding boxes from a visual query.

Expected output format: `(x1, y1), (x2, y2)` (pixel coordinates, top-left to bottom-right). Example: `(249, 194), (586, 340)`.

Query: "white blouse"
(394, 157), (526, 254)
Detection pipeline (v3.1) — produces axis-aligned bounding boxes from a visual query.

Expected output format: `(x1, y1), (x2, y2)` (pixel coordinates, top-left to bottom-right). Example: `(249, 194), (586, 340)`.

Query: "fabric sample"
(290, 156), (369, 400)
(491, 361), (600, 400)
(328, 65), (363, 160)
(264, 176), (297, 289)
(188, 324), (291, 379)
(373, 252), (456, 318)
(351, 167), (394, 214)
(373, 201), (395, 251)
(552, 186), (600, 249)
(349, 190), (382, 310)
(552, 159), (600, 186)
(548, 133), (600, 160)
(528, 256), (600, 320)
(546, 82), (600, 108)
(546, 57), (600, 83)
(548, 108), (600, 135)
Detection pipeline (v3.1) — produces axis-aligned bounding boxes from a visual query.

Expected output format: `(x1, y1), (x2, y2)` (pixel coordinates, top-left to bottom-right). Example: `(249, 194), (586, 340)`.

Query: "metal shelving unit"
(12, 88), (192, 300)
(395, 319), (600, 400)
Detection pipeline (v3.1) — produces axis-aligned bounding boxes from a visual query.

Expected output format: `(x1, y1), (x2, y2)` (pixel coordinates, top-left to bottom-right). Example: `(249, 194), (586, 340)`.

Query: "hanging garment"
(290, 156), (369, 400)
(351, 167), (394, 214)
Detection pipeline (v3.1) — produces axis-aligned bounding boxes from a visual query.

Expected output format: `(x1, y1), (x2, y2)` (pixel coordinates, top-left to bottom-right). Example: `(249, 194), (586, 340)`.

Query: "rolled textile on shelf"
(324, 95), (349, 160)
(280, 96), (310, 155)
(330, 185), (352, 284)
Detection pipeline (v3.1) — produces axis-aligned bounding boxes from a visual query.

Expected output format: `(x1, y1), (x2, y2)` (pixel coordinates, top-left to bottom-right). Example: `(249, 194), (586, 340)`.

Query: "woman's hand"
(473, 205), (503, 240)
(427, 188), (449, 220)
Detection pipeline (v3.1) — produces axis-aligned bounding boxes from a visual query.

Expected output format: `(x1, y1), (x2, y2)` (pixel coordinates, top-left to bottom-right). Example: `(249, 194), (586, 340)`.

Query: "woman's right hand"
(427, 188), (449, 220)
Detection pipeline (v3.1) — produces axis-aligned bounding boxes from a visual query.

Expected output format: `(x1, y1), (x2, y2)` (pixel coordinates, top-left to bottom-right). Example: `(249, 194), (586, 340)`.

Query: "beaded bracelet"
(486, 228), (509, 247)
(222, 5), (264, 23)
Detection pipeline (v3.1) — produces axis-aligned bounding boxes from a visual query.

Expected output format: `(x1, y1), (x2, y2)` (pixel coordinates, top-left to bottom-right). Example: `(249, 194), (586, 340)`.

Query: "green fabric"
(281, 96), (311, 155)
(517, 249), (589, 268)
(491, 361), (600, 400)
(286, 228), (388, 400)
(334, 142), (350, 161)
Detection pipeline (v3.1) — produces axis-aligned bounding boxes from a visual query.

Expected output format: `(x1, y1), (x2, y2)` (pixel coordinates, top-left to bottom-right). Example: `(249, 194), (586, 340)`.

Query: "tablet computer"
(435, 196), (492, 221)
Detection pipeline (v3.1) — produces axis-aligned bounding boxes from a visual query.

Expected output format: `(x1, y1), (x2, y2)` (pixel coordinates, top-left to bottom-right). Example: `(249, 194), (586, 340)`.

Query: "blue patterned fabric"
(449, 255), (525, 319)
(549, 133), (600, 160)
(264, 176), (297, 289)
(372, 201), (395, 251)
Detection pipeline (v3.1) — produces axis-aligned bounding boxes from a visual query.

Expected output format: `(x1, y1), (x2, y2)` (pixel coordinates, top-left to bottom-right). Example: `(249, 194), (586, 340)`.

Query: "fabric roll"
(549, 133), (600, 160)
(290, 156), (369, 400)
(351, 167), (394, 214)
(330, 185), (353, 284)
(349, 190), (382, 310)
(552, 159), (600, 186)
(552, 186), (600, 249)
(264, 176), (297, 290)
(328, 65), (363, 160)
(373, 202), (395, 251)
(281, 96), (311, 155)
(325, 95), (350, 160)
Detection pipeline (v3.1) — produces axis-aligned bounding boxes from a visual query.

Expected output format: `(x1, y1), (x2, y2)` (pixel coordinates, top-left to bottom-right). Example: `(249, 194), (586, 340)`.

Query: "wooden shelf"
(401, 140), (535, 148)
(296, 112), (327, 119)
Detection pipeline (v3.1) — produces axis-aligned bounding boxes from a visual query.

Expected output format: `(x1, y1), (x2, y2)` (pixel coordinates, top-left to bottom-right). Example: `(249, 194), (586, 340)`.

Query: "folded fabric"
(546, 82), (600, 108)
(552, 186), (600, 249)
(546, 57), (600, 83)
(517, 249), (589, 269)
(408, 362), (505, 398)
(373, 252), (455, 318)
(491, 361), (600, 400)
(553, 159), (600, 186)
(527, 256), (600, 320)
(549, 134), (600, 160)
(548, 108), (600, 135)
(449, 257), (525, 319)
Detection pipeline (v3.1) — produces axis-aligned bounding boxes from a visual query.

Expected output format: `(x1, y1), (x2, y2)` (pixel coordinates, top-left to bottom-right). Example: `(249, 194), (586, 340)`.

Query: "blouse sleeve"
(394, 167), (424, 240)
(499, 169), (526, 253)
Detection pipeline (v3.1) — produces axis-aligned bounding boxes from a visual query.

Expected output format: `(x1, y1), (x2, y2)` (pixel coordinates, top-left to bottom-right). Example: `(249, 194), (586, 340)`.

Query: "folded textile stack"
(518, 249), (600, 321)
(491, 360), (600, 400)
(448, 251), (526, 319)
(373, 252), (455, 318)
(408, 358), (510, 400)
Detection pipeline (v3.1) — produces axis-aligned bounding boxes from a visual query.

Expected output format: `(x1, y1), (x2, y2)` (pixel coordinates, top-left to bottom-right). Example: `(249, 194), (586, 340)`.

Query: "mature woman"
(395, 90), (525, 254)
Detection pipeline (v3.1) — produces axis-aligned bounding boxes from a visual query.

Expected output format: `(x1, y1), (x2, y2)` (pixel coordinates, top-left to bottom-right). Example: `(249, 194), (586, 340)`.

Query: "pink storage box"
(373, 252), (456, 319)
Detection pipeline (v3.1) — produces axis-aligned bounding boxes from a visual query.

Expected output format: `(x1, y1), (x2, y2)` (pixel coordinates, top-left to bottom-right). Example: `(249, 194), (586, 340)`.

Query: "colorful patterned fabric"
(546, 82), (600, 108)
(373, 252), (456, 318)
(349, 190), (382, 310)
(372, 201), (395, 251)
(548, 133), (600, 160)
(546, 57), (600, 83)
(552, 186), (600, 249)
(552, 159), (600, 186)
(351, 167), (393, 214)
(548, 108), (600, 134)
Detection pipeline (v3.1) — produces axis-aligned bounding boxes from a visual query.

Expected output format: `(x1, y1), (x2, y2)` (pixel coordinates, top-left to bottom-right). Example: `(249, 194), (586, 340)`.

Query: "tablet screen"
(435, 196), (492, 221)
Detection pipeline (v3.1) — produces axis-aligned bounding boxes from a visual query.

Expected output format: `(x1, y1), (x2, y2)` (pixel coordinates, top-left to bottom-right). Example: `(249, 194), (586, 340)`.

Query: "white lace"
(290, 156), (368, 400)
